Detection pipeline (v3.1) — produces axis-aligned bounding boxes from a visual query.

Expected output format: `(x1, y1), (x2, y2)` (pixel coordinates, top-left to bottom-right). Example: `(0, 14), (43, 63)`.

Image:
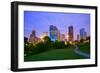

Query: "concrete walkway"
(74, 45), (90, 58)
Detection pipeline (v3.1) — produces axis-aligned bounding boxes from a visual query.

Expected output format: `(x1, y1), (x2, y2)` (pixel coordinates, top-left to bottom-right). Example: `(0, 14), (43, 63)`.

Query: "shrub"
(24, 42), (34, 56)
(52, 41), (66, 49)
(31, 42), (51, 54)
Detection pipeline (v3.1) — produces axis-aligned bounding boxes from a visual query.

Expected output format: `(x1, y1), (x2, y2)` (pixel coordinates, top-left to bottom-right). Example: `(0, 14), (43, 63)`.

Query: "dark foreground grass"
(24, 46), (87, 62)
(79, 43), (90, 54)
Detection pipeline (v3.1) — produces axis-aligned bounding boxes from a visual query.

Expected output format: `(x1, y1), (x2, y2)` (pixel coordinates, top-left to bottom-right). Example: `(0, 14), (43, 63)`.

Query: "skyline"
(24, 11), (90, 40)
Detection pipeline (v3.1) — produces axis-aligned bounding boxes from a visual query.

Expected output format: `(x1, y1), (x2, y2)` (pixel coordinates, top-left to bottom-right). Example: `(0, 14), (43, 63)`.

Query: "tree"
(24, 42), (34, 56)
(43, 36), (51, 43)
(80, 39), (84, 43)
(24, 37), (28, 43)
(53, 40), (66, 49)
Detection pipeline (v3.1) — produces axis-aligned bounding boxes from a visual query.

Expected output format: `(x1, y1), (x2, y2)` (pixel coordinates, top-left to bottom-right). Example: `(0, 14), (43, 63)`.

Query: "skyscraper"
(80, 28), (87, 40)
(50, 25), (58, 41)
(28, 30), (39, 45)
(68, 26), (73, 41)
(77, 34), (79, 41)
(61, 34), (65, 41)
(32, 30), (36, 36)
(57, 30), (61, 41)
(84, 31), (87, 40)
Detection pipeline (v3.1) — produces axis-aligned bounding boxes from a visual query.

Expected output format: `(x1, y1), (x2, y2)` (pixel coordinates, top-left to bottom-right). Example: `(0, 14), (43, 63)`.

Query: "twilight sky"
(24, 11), (90, 40)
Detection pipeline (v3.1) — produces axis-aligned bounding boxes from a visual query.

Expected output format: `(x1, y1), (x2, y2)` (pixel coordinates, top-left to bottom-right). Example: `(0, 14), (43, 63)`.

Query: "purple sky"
(24, 11), (90, 40)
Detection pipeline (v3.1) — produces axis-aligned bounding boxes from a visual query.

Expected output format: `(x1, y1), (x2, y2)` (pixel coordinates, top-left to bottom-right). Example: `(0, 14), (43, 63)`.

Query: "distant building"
(77, 34), (80, 41)
(61, 34), (65, 41)
(57, 30), (61, 41)
(80, 28), (87, 40)
(50, 25), (58, 41)
(32, 30), (36, 36)
(28, 30), (40, 45)
(40, 32), (48, 39)
(84, 31), (87, 40)
(68, 26), (73, 41)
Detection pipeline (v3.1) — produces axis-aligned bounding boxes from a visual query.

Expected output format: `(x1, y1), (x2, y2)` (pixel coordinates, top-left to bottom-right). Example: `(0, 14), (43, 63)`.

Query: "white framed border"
(18, 5), (96, 69)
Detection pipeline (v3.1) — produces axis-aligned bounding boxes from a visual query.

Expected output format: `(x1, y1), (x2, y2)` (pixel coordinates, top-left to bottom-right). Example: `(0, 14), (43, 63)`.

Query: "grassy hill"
(24, 46), (87, 62)
(78, 43), (90, 54)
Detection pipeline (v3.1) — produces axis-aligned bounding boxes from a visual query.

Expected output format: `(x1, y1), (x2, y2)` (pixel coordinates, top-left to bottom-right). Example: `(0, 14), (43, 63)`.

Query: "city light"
(27, 25), (89, 45)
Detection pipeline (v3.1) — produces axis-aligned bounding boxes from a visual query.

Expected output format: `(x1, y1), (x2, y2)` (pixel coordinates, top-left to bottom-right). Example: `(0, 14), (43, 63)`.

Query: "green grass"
(24, 46), (87, 62)
(78, 42), (90, 54)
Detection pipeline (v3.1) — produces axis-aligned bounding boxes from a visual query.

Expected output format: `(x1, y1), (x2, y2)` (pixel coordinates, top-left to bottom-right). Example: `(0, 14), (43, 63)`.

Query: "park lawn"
(24, 46), (86, 62)
(79, 42), (90, 54)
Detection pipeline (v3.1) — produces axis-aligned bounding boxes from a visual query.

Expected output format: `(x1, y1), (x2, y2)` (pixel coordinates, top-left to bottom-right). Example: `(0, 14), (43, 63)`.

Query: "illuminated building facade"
(68, 26), (73, 41)
(50, 25), (58, 41)
(80, 28), (87, 40)
(61, 34), (65, 41)
(28, 30), (39, 45)
(57, 30), (61, 41)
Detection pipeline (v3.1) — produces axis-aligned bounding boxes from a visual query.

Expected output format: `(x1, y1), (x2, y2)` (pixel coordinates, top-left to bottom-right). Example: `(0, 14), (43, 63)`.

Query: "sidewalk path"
(74, 45), (90, 58)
